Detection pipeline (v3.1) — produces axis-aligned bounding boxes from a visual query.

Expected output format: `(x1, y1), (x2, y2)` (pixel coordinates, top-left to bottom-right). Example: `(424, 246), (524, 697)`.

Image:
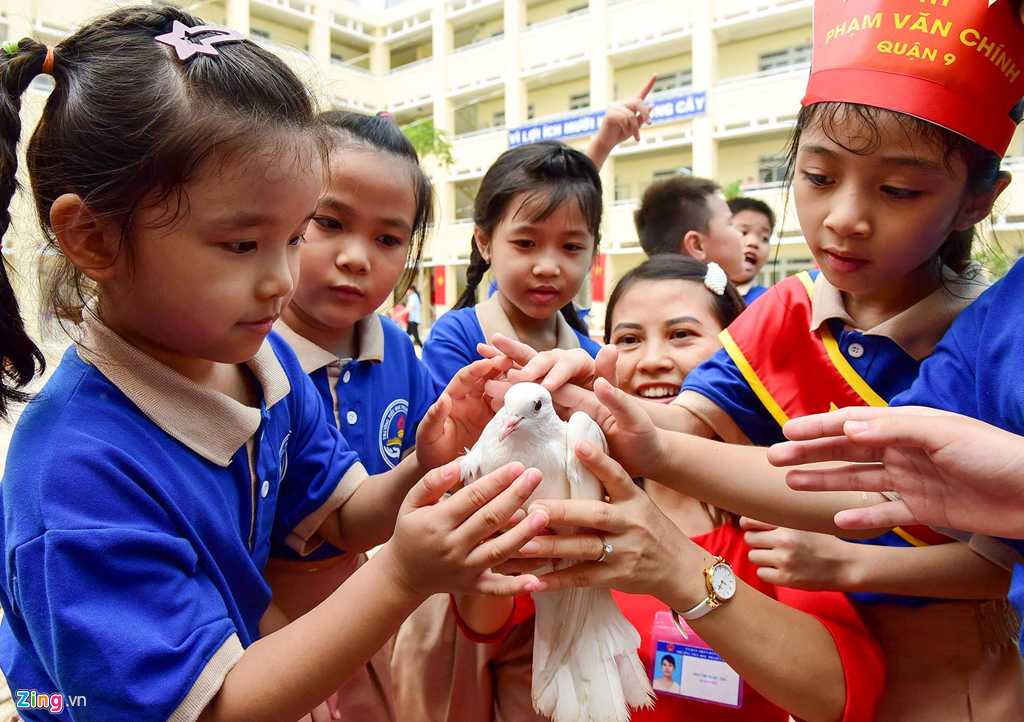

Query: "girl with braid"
(394, 141), (602, 722)
(0, 7), (548, 721)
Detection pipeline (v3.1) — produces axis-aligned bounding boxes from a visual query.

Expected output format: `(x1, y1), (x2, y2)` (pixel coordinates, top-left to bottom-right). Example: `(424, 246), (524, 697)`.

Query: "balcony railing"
(387, 56), (434, 74)
(715, 61), (810, 87)
(522, 7), (589, 34)
(451, 32), (504, 55)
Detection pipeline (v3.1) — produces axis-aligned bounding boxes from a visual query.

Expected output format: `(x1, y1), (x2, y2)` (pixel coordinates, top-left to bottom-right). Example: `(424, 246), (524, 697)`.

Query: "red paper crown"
(803, 0), (1024, 155)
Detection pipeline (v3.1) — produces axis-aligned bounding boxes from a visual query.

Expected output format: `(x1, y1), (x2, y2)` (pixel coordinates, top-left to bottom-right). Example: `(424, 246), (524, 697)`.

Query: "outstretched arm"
(741, 518), (1012, 599)
(768, 406), (1024, 538)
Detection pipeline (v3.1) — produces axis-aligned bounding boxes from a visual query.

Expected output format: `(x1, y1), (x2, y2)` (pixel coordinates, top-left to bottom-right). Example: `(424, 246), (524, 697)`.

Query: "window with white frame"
(758, 154), (789, 185)
(652, 69), (693, 94)
(569, 92), (590, 111)
(758, 43), (812, 73)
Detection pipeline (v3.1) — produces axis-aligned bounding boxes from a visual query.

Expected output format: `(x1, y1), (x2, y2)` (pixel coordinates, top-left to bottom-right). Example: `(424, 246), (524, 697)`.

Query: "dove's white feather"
(461, 383), (654, 722)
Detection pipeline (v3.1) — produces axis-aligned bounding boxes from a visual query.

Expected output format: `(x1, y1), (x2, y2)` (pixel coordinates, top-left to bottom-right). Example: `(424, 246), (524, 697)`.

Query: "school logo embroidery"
(278, 432), (291, 484)
(379, 399), (409, 469)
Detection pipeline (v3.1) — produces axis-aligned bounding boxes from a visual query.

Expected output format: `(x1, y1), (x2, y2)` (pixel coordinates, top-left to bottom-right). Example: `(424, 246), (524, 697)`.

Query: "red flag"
(433, 266), (446, 305)
(591, 254), (607, 302)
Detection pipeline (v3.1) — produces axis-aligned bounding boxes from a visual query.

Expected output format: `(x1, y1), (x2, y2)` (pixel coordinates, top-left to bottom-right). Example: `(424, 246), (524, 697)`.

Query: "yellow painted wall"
(453, 16), (504, 48)
(391, 38), (433, 67)
(332, 40), (369, 66)
(716, 132), (791, 186)
(715, 25), (812, 80)
(249, 18), (309, 50)
(527, 0), (589, 26)
(615, 53), (691, 98)
(613, 151), (694, 201)
(527, 76), (591, 119)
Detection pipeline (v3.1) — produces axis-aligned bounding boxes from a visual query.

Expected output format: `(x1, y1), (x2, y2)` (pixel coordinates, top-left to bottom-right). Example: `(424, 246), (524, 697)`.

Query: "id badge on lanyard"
(650, 610), (743, 708)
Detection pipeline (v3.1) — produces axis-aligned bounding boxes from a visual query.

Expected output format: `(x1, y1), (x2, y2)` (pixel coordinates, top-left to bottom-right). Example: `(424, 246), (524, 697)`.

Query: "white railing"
(252, 0), (314, 19)
(329, 13), (375, 41)
(453, 125), (506, 140)
(1003, 156), (1024, 171)
(451, 32), (504, 55)
(387, 56), (433, 74)
(714, 0), (812, 25)
(331, 57), (373, 74)
(522, 7), (589, 34)
(715, 61), (810, 87)
(446, 0), (502, 18)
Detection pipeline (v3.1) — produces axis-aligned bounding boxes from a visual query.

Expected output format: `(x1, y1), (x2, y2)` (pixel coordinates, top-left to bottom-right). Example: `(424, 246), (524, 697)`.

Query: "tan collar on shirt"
(272, 315), (386, 374)
(75, 302), (290, 468)
(474, 292), (581, 350)
(808, 262), (989, 361)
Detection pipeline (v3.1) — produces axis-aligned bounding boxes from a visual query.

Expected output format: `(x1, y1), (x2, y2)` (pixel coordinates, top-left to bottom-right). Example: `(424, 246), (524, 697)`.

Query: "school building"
(2, 0), (1023, 338)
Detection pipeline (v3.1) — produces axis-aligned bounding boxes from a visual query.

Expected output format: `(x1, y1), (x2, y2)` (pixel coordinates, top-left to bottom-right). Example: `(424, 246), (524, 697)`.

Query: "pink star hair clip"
(155, 20), (246, 61)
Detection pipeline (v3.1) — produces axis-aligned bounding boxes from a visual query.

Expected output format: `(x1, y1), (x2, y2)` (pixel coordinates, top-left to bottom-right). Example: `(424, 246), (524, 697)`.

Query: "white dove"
(460, 383), (655, 722)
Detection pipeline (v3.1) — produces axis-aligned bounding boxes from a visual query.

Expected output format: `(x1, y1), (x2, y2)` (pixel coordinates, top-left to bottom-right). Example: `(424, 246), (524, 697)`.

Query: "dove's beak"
(498, 414), (522, 442)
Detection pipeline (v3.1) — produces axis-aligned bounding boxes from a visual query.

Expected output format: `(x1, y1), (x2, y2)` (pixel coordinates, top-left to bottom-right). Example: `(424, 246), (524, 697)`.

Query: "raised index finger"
(636, 73), (657, 100)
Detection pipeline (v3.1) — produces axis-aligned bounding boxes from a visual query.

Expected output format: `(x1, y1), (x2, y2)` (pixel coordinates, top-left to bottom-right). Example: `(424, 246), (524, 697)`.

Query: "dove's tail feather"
(533, 588), (655, 722)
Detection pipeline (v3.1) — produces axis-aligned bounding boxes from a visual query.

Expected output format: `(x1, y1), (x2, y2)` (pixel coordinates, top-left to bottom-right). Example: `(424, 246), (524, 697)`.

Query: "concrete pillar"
(690, 1), (718, 180)
(308, 2), (331, 66)
(502, 0), (527, 126)
(224, 0), (250, 35)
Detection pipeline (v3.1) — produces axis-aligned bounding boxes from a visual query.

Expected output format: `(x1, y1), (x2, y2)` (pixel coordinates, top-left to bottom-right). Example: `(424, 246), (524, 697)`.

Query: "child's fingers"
(742, 528), (780, 550)
(489, 333), (538, 366)
(502, 507), (527, 530)
(510, 352), (563, 384)
(518, 532), (607, 562)
(636, 73), (658, 99)
(768, 436), (881, 467)
(454, 467), (542, 539)
(637, 102), (653, 125)
(785, 463), (888, 494)
(537, 351), (596, 391)
(552, 383), (605, 421)
(595, 345), (619, 385)
(594, 377), (649, 432)
(484, 379), (513, 411)
(472, 570), (545, 597)
(781, 407), (891, 441)
(574, 439), (638, 503)
(405, 460), (463, 509)
(477, 342), (502, 359)
(527, 498), (627, 535)
(746, 548), (781, 568)
(738, 516), (778, 533)
(491, 557), (548, 575)
(534, 562), (607, 593)
(468, 509), (551, 570)
(416, 393), (450, 445)
(834, 500), (916, 531)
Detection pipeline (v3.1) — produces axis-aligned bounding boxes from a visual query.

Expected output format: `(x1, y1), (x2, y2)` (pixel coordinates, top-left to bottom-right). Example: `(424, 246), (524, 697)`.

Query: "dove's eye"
(534, 400), (542, 412)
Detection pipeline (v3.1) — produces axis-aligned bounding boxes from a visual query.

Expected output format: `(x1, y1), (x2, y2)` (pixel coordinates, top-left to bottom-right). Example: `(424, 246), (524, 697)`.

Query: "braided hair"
(453, 141), (601, 336)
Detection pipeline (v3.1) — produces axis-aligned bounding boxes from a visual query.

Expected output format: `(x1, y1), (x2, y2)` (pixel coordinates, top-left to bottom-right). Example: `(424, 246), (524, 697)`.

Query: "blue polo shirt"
(422, 294), (602, 387)
(743, 284), (769, 305)
(0, 313), (364, 721)
(679, 268), (986, 607)
(271, 316), (441, 561)
(892, 259), (1024, 636)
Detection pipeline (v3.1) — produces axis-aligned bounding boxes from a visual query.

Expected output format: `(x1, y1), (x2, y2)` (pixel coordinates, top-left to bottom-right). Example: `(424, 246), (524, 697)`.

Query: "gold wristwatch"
(671, 556), (737, 638)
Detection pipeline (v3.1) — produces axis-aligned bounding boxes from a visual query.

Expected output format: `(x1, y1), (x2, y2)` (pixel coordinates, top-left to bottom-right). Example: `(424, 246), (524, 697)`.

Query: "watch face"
(710, 564), (736, 600)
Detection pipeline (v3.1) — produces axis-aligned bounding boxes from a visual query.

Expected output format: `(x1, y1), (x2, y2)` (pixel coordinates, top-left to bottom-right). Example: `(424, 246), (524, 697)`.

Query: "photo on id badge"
(651, 611), (743, 708)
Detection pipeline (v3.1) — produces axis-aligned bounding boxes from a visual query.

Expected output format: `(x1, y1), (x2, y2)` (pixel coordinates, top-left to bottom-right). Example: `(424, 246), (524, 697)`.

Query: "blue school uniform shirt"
(892, 259), (1024, 637)
(678, 267), (987, 607)
(271, 316), (441, 561)
(422, 293), (602, 387)
(742, 284), (769, 305)
(0, 310), (366, 721)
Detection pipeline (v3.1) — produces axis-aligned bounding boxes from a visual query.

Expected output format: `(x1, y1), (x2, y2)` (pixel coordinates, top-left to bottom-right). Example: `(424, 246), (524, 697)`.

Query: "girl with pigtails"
(393, 140), (603, 722)
(0, 7), (547, 721)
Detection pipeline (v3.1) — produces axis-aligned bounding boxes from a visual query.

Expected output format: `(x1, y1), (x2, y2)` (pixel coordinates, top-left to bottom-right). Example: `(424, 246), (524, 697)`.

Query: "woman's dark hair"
(782, 98), (1024, 273)
(661, 655), (676, 668)
(1, 5), (321, 337)
(320, 110), (434, 298)
(603, 255), (746, 344)
(453, 140), (602, 337)
(605, 255), (746, 530)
